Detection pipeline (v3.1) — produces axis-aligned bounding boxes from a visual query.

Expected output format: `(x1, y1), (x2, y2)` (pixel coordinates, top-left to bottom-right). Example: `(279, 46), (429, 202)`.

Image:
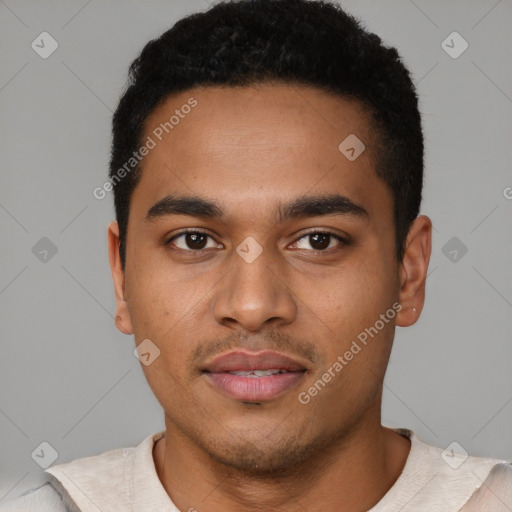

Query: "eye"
(166, 230), (222, 251)
(290, 231), (347, 251)
(165, 229), (348, 254)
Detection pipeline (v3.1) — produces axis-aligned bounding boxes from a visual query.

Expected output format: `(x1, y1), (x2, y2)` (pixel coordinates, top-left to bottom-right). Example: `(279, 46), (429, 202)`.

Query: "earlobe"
(115, 313), (132, 335)
(396, 215), (432, 328)
(108, 221), (134, 335)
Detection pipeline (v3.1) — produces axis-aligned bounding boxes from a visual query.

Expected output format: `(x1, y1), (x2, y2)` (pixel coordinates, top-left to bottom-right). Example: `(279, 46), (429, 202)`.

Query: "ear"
(396, 215), (432, 327)
(108, 221), (133, 335)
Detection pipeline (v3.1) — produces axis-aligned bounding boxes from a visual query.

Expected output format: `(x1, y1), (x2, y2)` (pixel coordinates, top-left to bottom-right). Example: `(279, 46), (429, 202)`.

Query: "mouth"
(222, 369), (293, 377)
(201, 350), (308, 402)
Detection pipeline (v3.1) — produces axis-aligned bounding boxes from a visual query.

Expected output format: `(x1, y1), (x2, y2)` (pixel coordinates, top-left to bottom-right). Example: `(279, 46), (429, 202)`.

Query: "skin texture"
(108, 83), (431, 512)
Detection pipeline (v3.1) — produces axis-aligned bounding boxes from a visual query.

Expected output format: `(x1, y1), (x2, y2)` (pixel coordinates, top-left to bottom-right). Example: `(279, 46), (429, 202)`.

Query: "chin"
(196, 427), (339, 479)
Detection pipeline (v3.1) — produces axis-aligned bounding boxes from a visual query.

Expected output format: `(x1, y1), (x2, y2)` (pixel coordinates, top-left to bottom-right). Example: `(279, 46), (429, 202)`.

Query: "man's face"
(113, 84), (405, 473)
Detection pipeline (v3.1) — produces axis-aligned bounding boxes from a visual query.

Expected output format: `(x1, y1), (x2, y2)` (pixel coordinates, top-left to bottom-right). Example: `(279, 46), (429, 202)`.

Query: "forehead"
(130, 84), (390, 223)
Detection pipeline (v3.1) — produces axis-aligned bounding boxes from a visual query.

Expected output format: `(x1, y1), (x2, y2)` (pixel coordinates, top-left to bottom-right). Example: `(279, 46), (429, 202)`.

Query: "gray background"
(1, 0), (511, 501)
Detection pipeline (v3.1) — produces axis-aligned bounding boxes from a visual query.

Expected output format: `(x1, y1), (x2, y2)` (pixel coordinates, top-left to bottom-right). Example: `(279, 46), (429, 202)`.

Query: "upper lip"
(202, 350), (307, 373)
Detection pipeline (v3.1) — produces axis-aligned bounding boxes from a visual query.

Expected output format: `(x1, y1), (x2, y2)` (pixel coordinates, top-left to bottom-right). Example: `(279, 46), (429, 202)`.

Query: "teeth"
(228, 369), (286, 377)
(254, 369), (282, 377)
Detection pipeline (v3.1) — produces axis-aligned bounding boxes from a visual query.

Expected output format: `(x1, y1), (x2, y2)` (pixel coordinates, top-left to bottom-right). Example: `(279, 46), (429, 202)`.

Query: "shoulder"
(0, 445), (138, 512)
(37, 432), (163, 511)
(459, 462), (512, 511)
(419, 433), (512, 491)
(0, 433), (160, 512)
(0, 480), (76, 512)
(418, 433), (512, 510)
(42, 445), (135, 505)
(383, 428), (512, 511)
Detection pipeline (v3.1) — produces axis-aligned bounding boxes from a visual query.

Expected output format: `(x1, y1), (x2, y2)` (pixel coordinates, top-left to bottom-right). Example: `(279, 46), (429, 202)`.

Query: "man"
(2, 0), (511, 510)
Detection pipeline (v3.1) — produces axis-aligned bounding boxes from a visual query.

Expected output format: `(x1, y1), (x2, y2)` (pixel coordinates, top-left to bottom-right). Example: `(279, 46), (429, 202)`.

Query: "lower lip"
(204, 371), (306, 402)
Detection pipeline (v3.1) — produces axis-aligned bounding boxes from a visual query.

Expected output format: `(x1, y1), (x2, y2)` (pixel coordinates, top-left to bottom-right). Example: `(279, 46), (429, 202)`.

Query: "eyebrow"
(145, 193), (368, 223)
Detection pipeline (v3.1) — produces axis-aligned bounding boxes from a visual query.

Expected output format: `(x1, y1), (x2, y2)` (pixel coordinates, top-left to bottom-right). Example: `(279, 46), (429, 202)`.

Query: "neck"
(153, 415), (411, 512)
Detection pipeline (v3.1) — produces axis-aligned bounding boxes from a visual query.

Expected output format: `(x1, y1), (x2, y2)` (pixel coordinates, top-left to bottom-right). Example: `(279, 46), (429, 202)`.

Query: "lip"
(203, 350), (307, 373)
(202, 350), (308, 402)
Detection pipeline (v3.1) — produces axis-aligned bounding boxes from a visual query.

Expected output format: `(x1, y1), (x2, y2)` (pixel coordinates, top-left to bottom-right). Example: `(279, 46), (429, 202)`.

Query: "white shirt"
(1, 428), (511, 511)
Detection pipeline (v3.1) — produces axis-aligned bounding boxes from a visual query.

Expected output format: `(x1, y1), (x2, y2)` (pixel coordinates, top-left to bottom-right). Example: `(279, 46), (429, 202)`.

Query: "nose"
(211, 245), (298, 332)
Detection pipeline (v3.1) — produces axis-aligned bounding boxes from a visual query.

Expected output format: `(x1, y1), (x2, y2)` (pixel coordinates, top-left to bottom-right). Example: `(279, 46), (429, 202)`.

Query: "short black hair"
(109, 0), (423, 269)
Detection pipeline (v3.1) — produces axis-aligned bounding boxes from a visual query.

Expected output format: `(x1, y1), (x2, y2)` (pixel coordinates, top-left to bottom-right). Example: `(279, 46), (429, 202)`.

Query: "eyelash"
(164, 228), (349, 254)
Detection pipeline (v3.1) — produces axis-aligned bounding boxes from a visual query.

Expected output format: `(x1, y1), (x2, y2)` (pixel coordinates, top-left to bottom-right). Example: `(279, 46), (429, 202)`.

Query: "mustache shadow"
(189, 330), (323, 369)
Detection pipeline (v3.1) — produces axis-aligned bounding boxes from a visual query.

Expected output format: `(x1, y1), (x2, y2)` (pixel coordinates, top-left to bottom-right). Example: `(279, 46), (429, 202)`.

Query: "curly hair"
(109, 0), (423, 268)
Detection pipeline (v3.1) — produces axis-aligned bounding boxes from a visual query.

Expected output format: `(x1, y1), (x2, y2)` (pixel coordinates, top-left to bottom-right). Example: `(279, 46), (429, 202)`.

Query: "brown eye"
(309, 233), (330, 250)
(184, 233), (207, 249)
(166, 231), (221, 251)
(292, 231), (346, 251)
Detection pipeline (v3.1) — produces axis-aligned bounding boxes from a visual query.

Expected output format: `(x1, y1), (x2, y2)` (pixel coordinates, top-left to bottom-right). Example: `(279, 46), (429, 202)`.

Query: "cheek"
(300, 256), (395, 332)
(126, 256), (205, 334)
(298, 254), (398, 393)
(126, 263), (210, 367)
(302, 309), (395, 418)
(130, 285), (198, 407)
